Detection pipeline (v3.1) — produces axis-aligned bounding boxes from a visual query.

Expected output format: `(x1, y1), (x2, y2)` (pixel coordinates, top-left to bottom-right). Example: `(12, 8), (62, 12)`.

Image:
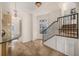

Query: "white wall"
(12, 3), (33, 42)
(20, 12), (32, 42)
(60, 2), (77, 16)
(37, 9), (61, 26)
(32, 14), (39, 40)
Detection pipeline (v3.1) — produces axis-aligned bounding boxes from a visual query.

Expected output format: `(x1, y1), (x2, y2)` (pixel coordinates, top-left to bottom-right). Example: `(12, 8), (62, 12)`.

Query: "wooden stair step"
(62, 24), (77, 28)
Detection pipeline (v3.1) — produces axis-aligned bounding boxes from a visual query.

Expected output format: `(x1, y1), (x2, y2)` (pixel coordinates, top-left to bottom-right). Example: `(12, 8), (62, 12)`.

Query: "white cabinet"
(65, 38), (77, 56)
(57, 36), (65, 53)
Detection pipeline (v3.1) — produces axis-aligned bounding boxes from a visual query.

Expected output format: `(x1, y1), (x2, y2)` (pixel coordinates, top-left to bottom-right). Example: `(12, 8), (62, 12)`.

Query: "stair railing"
(0, 20), (22, 44)
(42, 13), (78, 42)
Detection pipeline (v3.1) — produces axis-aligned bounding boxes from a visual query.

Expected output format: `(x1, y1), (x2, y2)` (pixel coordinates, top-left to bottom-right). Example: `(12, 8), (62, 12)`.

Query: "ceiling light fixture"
(35, 2), (42, 8)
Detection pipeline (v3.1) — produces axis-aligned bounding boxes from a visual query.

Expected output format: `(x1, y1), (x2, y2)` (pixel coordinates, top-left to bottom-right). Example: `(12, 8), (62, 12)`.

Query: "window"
(39, 19), (48, 34)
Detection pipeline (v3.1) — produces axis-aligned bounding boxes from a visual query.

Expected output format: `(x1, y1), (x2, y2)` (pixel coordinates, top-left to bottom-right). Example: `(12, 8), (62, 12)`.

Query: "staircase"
(42, 13), (78, 56)
(59, 24), (77, 38)
(43, 13), (78, 42)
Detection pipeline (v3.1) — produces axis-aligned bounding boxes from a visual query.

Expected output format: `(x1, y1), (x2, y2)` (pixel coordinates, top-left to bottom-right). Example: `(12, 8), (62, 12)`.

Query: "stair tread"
(62, 24), (77, 28)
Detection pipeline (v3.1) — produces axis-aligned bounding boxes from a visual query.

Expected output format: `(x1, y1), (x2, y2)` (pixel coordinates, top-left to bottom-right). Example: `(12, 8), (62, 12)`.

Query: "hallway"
(11, 39), (65, 56)
(0, 2), (79, 56)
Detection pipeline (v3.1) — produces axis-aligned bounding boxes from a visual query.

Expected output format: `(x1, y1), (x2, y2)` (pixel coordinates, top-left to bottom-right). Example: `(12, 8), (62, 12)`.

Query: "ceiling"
(0, 2), (79, 14)
(16, 2), (34, 11)
(15, 2), (78, 13)
(15, 2), (61, 14)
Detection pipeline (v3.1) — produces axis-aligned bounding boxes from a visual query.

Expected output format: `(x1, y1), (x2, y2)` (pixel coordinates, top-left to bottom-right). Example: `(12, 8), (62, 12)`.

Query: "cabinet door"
(57, 36), (65, 54)
(65, 38), (77, 56)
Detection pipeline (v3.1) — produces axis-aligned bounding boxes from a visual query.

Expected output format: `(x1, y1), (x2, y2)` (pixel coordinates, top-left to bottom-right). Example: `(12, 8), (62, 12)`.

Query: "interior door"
(2, 11), (12, 56)
(1, 9), (22, 56)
